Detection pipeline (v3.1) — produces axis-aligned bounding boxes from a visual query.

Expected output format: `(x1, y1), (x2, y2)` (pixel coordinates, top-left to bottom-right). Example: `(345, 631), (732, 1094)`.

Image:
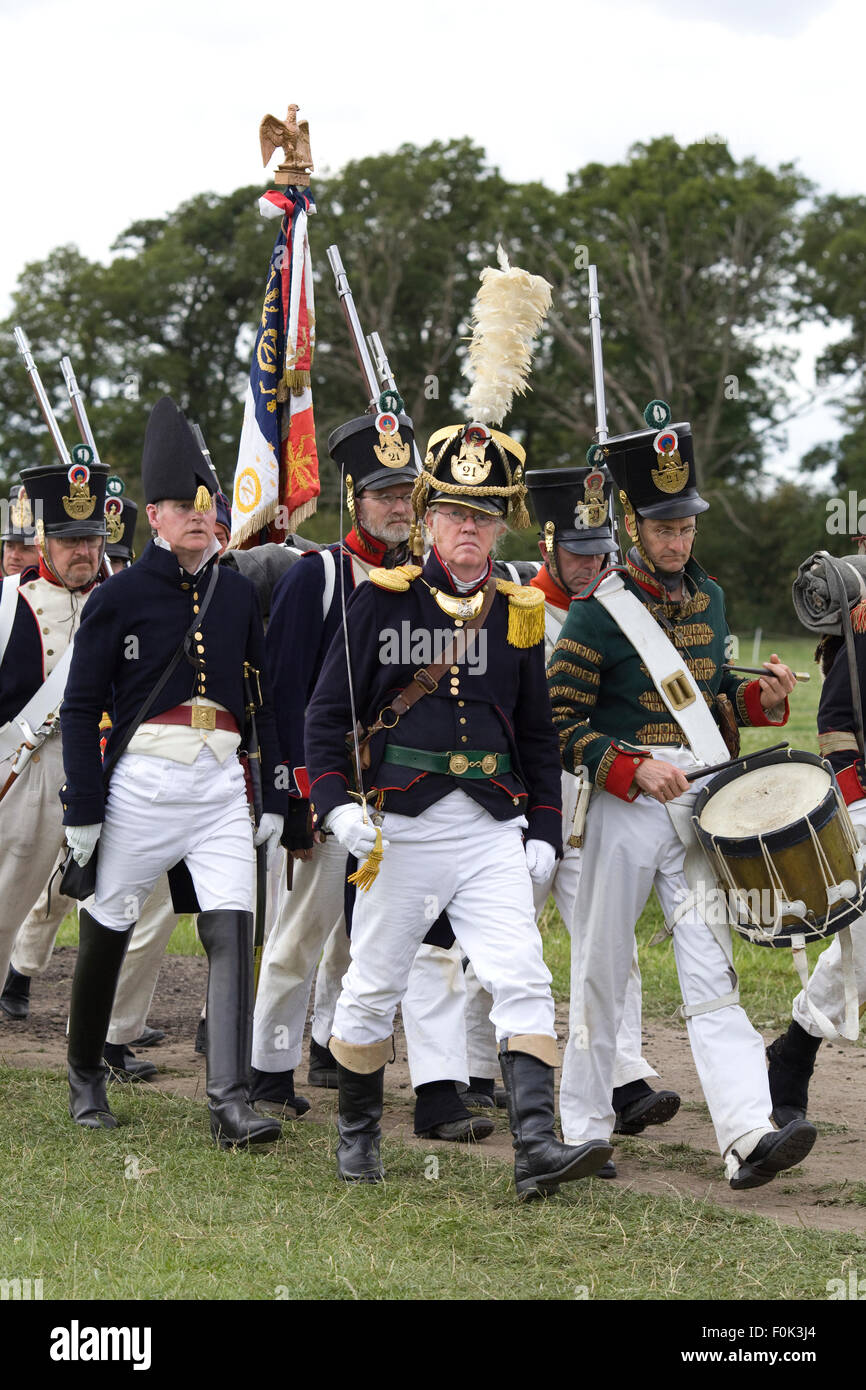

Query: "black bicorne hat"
(525, 465), (618, 556)
(328, 411), (418, 493)
(141, 397), (217, 507)
(104, 476), (137, 562)
(1, 484), (37, 543)
(600, 401), (708, 520)
(20, 447), (109, 537)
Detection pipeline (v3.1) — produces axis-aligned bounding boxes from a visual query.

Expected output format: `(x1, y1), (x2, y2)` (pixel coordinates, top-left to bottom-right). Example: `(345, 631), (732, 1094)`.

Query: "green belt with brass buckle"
(383, 745), (511, 778)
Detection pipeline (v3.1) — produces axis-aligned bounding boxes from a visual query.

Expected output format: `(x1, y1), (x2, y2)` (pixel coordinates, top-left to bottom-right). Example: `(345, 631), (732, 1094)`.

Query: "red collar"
(344, 525), (388, 565)
(37, 556), (99, 592)
(530, 565), (569, 610)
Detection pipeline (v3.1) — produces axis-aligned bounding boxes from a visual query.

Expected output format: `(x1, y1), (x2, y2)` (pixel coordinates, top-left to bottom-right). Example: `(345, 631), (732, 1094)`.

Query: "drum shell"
(693, 749), (866, 947)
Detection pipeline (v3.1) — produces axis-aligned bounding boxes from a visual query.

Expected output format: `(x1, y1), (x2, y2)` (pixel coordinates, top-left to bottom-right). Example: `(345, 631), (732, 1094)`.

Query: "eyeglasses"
(645, 525), (697, 542)
(51, 535), (104, 550)
(435, 509), (499, 531)
(364, 492), (413, 507)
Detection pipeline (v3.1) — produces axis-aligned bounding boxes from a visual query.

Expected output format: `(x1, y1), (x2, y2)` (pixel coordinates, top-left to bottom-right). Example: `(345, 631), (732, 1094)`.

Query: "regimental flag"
(230, 187), (320, 547)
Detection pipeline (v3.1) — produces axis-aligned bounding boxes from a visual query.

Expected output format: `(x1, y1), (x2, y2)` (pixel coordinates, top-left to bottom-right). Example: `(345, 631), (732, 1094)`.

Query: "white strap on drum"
(593, 573), (729, 765)
(0, 572), (21, 669)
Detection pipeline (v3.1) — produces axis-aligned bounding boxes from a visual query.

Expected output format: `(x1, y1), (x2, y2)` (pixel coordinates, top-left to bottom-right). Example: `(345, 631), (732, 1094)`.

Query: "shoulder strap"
(320, 547), (336, 619)
(0, 573), (22, 669)
(502, 561), (521, 584)
(593, 573), (728, 764)
(103, 563), (220, 783)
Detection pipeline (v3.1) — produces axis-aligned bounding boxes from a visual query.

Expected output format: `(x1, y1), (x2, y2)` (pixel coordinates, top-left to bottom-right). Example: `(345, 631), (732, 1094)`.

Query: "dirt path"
(2, 947), (865, 1236)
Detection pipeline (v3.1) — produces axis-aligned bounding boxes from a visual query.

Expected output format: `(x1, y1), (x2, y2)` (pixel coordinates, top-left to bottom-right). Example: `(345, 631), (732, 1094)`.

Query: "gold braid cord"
(347, 826), (384, 892)
(620, 491), (654, 572)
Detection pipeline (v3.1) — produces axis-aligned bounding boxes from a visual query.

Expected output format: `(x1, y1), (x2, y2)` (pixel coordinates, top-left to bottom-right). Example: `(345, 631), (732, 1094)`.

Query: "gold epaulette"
(495, 579), (545, 647)
(368, 564), (423, 592)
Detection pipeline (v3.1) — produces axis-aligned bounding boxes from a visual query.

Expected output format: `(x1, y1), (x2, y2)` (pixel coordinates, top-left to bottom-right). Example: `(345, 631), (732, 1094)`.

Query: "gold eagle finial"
(259, 103), (314, 187)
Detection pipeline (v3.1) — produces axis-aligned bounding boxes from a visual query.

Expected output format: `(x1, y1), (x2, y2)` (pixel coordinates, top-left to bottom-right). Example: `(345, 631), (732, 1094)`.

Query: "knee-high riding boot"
(67, 910), (134, 1129)
(500, 1042), (613, 1200)
(197, 910), (282, 1149)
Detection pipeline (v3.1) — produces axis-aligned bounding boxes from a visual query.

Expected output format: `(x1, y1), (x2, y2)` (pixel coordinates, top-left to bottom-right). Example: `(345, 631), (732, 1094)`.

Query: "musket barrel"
(60, 356), (101, 465)
(587, 266), (608, 444)
(14, 328), (72, 467)
(366, 332), (398, 394)
(326, 244), (380, 407)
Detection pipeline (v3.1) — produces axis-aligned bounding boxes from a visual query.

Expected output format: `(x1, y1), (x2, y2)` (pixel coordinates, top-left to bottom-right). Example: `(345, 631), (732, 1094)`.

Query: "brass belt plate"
(448, 753), (470, 774)
(660, 670), (696, 711)
(190, 706), (217, 730)
(480, 753), (497, 774)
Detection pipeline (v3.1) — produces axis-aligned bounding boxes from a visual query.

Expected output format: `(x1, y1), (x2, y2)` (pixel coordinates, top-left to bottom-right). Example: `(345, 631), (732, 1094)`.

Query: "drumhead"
(699, 762), (831, 837)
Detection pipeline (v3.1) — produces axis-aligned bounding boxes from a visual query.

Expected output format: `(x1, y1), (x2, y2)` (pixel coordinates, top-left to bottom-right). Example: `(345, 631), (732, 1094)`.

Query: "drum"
(692, 747), (866, 947)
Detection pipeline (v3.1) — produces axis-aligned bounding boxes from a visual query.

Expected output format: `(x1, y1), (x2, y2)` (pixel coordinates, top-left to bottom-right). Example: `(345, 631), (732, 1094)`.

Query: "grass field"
(10, 632), (863, 1301)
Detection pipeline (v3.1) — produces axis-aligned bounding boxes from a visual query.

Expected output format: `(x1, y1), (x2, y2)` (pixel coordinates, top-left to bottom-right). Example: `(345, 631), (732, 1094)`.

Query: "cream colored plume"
(464, 245), (553, 427)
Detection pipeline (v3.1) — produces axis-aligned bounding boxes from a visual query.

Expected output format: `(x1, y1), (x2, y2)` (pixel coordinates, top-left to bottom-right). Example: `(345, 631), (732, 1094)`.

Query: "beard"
(359, 516), (411, 548)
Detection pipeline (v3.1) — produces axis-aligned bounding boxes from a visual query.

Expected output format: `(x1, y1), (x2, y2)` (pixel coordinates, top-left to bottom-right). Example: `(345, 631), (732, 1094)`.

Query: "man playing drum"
(549, 401), (816, 1190)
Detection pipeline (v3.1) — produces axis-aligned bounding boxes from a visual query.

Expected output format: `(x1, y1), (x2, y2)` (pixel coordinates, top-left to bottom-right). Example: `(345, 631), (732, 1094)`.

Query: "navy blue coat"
(0, 565), (46, 725)
(60, 541), (283, 824)
(305, 549), (562, 849)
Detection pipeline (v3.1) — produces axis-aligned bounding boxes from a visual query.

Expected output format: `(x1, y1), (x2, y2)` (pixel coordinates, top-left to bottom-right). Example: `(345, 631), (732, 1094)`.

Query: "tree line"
(2, 134), (864, 631)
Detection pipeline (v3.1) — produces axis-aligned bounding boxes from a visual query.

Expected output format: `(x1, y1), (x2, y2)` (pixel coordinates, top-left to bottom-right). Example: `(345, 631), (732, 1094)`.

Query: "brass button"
(181, 583), (190, 590)
(458, 701), (465, 708)
(193, 592), (199, 601)
(459, 717), (466, 725)
(454, 619), (464, 628)
(193, 605), (199, 613)
(46, 648), (54, 656)
(28, 583), (36, 591)
(450, 665), (459, 675)
(461, 735), (468, 743)
(197, 644), (205, 654)
(42, 626), (49, 634)
(36, 608), (43, 615)
(195, 631), (203, 640)
(513, 797), (520, 805)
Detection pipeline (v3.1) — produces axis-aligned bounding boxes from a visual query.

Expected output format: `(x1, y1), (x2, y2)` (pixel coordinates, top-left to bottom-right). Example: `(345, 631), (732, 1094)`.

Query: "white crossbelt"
(593, 572), (728, 765)
(0, 645), (74, 764)
(0, 572), (22, 668)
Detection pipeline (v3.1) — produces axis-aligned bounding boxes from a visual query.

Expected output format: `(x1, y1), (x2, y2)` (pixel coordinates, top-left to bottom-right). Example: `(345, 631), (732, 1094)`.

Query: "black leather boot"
(250, 1066), (311, 1117)
(612, 1078), (681, 1135)
(103, 1042), (158, 1082)
(414, 1080), (494, 1141)
(336, 1063), (385, 1183)
(308, 1037), (339, 1088)
(0, 964), (31, 1020)
(499, 1047), (613, 1200)
(766, 1022), (821, 1126)
(67, 911), (134, 1129)
(197, 910), (282, 1149)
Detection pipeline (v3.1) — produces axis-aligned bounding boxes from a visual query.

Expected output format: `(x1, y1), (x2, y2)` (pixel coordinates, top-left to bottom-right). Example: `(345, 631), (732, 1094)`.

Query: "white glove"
(524, 839), (556, 885)
(253, 812), (284, 871)
(65, 823), (102, 868)
(324, 803), (389, 860)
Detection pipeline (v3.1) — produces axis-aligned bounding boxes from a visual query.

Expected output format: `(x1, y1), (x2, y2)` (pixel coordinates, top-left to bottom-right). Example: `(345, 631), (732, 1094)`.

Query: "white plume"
(464, 245), (553, 427)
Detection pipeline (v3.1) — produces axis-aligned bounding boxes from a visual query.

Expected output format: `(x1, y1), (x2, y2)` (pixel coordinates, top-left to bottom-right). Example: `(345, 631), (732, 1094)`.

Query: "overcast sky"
(1, 0), (863, 474)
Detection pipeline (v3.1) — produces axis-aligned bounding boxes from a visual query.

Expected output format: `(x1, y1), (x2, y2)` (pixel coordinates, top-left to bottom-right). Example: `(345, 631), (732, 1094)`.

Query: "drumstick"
(724, 663), (810, 682)
(684, 742), (790, 783)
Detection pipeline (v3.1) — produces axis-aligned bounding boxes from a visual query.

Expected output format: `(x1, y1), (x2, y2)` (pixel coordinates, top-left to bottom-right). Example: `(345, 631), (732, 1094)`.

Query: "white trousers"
(462, 813), (655, 1086)
(0, 735), (69, 987)
(792, 797), (866, 1038)
(9, 859), (180, 1045)
(93, 749), (254, 929)
(11, 854), (70, 974)
(560, 785), (772, 1157)
(332, 791), (555, 1049)
(252, 834), (471, 1086)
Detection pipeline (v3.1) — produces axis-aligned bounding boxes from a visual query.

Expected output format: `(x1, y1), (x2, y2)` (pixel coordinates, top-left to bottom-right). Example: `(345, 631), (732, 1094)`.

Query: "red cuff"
(293, 765), (310, 798)
(743, 679), (790, 727)
(837, 762), (866, 806)
(603, 750), (647, 802)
